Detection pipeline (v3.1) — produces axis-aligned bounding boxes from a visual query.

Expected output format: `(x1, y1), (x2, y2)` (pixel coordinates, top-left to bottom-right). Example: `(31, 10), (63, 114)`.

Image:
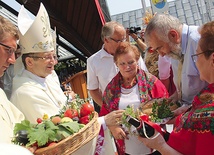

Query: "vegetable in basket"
(13, 96), (95, 149)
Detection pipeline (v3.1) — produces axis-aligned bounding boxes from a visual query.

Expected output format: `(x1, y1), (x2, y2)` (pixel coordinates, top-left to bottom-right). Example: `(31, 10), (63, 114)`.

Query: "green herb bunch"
(150, 99), (174, 122)
(121, 105), (141, 134)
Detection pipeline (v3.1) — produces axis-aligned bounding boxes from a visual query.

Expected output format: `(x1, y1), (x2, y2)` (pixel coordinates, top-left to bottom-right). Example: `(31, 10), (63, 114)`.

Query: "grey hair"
(144, 14), (182, 46)
(101, 21), (124, 41)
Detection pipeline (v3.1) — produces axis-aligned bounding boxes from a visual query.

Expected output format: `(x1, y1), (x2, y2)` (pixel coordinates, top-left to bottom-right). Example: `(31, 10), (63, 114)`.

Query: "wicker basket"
(34, 112), (100, 155)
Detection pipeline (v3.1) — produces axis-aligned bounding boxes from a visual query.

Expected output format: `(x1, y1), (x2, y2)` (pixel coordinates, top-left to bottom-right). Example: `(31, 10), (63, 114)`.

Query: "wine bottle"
(15, 130), (29, 145)
(126, 115), (155, 138)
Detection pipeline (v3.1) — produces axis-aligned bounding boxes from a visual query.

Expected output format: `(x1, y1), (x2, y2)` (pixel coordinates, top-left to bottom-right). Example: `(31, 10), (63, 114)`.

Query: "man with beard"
(144, 14), (208, 116)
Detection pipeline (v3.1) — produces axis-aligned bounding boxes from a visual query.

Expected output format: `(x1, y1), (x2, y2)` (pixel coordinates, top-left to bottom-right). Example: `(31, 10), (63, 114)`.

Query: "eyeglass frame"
(0, 42), (16, 55)
(29, 55), (58, 61)
(191, 51), (208, 62)
(109, 37), (126, 43)
(117, 60), (137, 68)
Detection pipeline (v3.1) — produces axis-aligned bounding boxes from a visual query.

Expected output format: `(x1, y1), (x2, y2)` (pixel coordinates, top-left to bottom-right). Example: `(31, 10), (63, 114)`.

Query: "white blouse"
(119, 85), (151, 155)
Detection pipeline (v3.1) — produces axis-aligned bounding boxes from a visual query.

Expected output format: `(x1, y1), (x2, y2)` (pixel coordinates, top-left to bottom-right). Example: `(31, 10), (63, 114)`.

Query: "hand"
(169, 91), (192, 116)
(64, 90), (76, 99)
(138, 130), (183, 155)
(104, 110), (124, 126)
(68, 90), (76, 99)
(27, 146), (37, 153)
(138, 130), (165, 150)
(129, 32), (138, 41)
(126, 28), (138, 40)
(140, 29), (145, 39)
(108, 126), (128, 140)
(168, 91), (178, 103)
(172, 104), (191, 116)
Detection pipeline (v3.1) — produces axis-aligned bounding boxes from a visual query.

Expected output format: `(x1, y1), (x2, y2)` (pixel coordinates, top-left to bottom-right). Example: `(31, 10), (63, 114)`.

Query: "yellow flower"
(43, 114), (49, 120)
(142, 10), (156, 25)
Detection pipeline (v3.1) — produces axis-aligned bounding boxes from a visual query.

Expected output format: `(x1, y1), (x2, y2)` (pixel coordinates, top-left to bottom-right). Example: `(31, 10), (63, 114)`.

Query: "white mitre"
(14, 3), (55, 75)
(18, 3), (54, 54)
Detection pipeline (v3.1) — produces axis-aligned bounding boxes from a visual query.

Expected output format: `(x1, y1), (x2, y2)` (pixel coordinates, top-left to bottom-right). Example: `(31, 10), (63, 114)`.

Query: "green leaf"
(27, 121), (59, 147)
(122, 105), (138, 129)
(57, 126), (73, 139)
(79, 124), (85, 128)
(121, 105), (143, 135)
(43, 120), (59, 130)
(58, 121), (81, 134)
(28, 129), (50, 147)
(13, 120), (32, 135)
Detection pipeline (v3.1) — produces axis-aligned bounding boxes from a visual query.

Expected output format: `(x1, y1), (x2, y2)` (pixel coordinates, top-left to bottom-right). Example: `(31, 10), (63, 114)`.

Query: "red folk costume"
(98, 69), (168, 155)
(168, 83), (214, 155)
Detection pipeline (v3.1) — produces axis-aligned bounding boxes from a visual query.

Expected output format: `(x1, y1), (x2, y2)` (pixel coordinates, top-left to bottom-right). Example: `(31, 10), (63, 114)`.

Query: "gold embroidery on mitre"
(31, 11), (53, 51)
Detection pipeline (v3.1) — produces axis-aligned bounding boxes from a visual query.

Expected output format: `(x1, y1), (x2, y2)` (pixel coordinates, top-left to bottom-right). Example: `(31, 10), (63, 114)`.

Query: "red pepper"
(79, 115), (90, 125)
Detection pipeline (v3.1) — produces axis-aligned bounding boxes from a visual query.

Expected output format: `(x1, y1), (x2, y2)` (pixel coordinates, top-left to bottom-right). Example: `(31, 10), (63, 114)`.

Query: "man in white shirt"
(0, 15), (24, 143)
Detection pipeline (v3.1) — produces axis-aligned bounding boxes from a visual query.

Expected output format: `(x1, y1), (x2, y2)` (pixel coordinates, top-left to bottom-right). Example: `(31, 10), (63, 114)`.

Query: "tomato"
(79, 115), (90, 125)
(80, 102), (94, 117)
(46, 142), (57, 147)
(32, 142), (38, 148)
(46, 142), (58, 154)
(37, 118), (42, 124)
(64, 109), (79, 119)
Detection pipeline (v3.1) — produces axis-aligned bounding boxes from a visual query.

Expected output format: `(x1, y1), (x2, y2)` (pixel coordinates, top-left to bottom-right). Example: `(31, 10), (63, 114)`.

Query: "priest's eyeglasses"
(30, 55), (58, 61)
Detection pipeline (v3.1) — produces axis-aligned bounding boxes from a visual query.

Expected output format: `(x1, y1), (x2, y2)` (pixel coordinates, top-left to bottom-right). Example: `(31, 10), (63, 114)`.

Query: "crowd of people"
(0, 3), (124, 154)
(89, 13), (214, 155)
(0, 2), (214, 155)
